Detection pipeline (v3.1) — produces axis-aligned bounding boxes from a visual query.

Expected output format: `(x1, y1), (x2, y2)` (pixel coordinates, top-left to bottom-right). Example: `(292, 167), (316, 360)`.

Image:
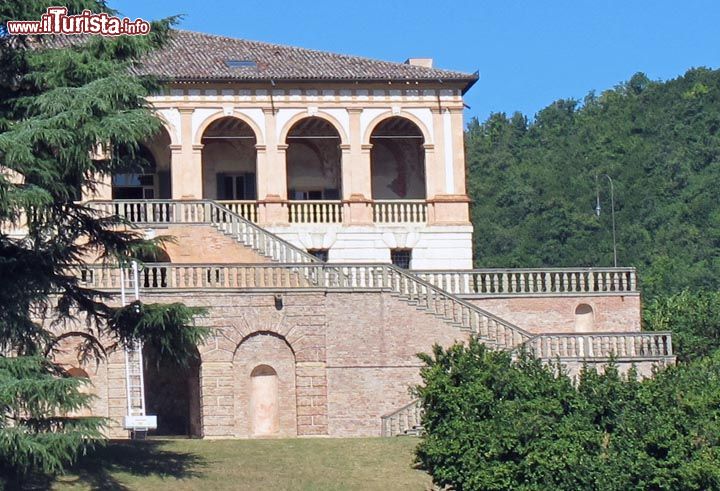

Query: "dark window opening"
(390, 249), (412, 269)
(307, 249), (329, 262)
(216, 173), (257, 200)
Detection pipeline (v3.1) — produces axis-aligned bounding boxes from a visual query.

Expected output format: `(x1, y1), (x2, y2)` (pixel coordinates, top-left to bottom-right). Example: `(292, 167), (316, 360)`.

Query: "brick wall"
(466, 294), (642, 334)
(47, 288), (648, 439)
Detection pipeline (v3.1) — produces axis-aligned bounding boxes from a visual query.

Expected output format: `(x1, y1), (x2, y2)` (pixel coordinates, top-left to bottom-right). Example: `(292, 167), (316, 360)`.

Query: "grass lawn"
(51, 437), (431, 490)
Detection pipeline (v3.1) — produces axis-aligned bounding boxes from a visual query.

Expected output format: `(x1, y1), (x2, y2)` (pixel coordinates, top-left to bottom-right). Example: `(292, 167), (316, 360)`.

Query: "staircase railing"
(85, 199), (319, 264)
(381, 399), (422, 437)
(521, 331), (673, 360)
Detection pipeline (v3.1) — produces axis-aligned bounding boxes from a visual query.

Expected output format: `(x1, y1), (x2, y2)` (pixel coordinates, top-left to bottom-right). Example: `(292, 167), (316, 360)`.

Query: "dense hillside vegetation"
(466, 68), (720, 297)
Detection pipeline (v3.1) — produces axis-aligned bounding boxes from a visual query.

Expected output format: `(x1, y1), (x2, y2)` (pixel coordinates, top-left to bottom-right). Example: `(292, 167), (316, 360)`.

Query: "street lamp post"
(595, 174), (618, 267)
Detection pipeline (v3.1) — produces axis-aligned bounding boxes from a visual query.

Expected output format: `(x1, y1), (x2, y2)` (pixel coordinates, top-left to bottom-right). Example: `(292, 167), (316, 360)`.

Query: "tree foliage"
(644, 290), (720, 362)
(0, 2), (209, 482)
(416, 340), (720, 490)
(466, 69), (720, 298)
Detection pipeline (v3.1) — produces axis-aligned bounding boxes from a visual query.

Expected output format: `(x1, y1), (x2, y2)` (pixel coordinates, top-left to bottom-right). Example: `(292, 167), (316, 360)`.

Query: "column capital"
(255, 144), (267, 152)
(347, 108), (363, 115)
(361, 143), (373, 152)
(178, 107), (194, 115)
(277, 143), (289, 151)
(423, 143), (435, 151)
(192, 144), (204, 152)
(262, 107), (277, 116)
(169, 144), (183, 152)
(339, 143), (351, 151)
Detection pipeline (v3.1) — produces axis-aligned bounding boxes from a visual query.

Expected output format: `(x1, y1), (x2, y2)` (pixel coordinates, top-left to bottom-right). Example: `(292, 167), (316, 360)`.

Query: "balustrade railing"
(373, 200), (427, 224)
(75, 261), (533, 350)
(523, 331), (673, 360)
(288, 200), (343, 224)
(85, 200), (318, 264)
(216, 200), (258, 223)
(414, 268), (638, 295)
(381, 399), (422, 437)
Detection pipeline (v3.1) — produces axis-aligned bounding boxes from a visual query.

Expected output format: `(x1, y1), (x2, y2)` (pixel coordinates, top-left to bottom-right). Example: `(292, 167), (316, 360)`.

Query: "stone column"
(343, 108), (373, 225)
(254, 144), (268, 203)
(450, 108), (467, 196)
(172, 108), (203, 199)
(258, 108), (288, 225)
(427, 107), (470, 225)
(427, 108), (447, 198)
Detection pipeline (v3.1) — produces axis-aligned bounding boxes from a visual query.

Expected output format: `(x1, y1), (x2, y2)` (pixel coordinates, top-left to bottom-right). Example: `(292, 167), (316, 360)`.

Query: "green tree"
(644, 290), (720, 362)
(415, 340), (720, 490)
(466, 68), (720, 297)
(0, 2), (208, 484)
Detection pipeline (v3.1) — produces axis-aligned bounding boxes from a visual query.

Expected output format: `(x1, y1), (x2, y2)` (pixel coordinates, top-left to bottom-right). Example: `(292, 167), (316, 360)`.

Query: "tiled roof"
(130, 30), (477, 90)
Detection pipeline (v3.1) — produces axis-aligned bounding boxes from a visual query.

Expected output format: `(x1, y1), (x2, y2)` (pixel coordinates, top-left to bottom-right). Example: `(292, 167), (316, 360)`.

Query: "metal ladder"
(120, 261), (156, 438)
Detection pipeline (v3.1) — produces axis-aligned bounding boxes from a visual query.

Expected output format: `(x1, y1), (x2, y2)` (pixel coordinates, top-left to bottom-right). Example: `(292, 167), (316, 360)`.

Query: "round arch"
(232, 330), (296, 359)
(284, 116), (344, 201)
(194, 111), (265, 146)
(279, 112), (349, 146)
(362, 111), (432, 146)
(155, 112), (180, 146)
(200, 116), (259, 201)
(368, 116), (427, 200)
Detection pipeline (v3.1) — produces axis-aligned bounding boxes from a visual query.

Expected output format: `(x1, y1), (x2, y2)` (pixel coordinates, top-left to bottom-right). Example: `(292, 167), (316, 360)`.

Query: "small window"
(307, 249), (329, 262)
(225, 59), (257, 69)
(390, 249), (412, 269)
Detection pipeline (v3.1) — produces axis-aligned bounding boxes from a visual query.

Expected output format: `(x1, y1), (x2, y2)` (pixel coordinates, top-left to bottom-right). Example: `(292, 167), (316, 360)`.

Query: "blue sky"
(114, 0), (720, 123)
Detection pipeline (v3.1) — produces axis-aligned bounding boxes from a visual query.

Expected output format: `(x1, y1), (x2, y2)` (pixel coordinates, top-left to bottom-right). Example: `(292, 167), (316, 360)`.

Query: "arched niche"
(574, 304), (595, 332)
(250, 364), (279, 436)
(233, 332), (297, 438)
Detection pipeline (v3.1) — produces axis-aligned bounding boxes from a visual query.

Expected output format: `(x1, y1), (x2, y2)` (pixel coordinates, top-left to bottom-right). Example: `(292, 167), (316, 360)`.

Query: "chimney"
(405, 58), (433, 68)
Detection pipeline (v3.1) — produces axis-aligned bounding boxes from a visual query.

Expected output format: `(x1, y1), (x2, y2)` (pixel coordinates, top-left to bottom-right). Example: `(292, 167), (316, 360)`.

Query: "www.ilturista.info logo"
(6, 7), (151, 36)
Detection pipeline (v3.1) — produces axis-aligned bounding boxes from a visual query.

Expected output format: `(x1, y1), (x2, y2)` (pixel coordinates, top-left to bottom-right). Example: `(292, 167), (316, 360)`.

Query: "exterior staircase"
(86, 200), (318, 264)
(82, 199), (675, 436)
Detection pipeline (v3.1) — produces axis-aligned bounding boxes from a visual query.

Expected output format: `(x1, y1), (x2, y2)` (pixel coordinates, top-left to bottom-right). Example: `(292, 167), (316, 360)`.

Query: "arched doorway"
(201, 117), (258, 200)
(370, 117), (426, 199)
(143, 344), (202, 437)
(286, 117), (342, 201)
(112, 129), (172, 199)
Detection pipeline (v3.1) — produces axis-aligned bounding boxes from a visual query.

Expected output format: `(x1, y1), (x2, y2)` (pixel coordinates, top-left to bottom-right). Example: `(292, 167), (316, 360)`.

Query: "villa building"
(45, 31), (672, 439)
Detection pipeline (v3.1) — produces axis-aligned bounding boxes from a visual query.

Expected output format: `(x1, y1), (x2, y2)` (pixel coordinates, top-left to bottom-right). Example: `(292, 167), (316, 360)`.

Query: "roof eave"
(155, 76), (479, 93)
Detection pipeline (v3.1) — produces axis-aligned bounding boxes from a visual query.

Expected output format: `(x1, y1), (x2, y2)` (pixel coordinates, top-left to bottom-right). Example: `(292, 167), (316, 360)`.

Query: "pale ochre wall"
(84, 82), (472, 228)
